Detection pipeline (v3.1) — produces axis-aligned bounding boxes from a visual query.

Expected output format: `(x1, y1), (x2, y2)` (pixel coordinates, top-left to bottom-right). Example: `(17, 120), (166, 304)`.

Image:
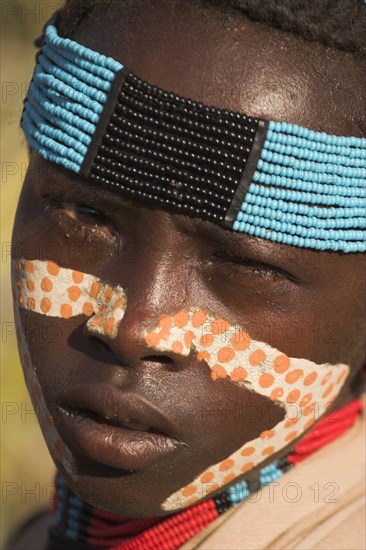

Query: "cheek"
(11, 257), (128, 475)
(11, 290), (73, 474)
(142, 308), (350, 511)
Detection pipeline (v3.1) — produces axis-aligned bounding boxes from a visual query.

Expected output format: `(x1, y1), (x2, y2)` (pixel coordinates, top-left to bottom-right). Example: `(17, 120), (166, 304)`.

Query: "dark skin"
(12, 0), (366, 518)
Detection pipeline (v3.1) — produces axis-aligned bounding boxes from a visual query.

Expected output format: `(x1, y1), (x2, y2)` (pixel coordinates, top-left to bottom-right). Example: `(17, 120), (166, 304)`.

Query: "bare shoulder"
(6, 510), (51, 550)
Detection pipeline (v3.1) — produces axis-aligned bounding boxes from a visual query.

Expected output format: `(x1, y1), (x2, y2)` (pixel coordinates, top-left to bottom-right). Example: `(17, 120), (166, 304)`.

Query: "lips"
(56, 383), (184, 470)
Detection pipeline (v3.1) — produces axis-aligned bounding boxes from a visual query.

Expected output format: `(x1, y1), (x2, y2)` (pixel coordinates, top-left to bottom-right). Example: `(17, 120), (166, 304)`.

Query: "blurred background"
(1, 1), (62, 545)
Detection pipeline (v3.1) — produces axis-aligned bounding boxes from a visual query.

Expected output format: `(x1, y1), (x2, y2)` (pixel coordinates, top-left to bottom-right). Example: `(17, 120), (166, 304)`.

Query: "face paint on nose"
(11, 258), (128, 475)
(143, 309), (350, 511)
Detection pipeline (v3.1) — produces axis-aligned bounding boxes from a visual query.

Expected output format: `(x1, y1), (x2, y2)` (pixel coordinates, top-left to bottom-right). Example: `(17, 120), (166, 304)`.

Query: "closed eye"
(212, 251), (299, 283)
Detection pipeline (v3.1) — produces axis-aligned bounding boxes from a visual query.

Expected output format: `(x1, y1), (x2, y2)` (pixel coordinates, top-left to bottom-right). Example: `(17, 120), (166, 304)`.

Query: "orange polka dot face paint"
(12, 258), (351, 514)
(142, 307), (350, 511)
(13, 259), (126, 338)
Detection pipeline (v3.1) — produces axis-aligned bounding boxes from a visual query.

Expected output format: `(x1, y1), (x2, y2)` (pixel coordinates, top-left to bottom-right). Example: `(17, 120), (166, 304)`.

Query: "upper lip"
(57, 383), (178, 439)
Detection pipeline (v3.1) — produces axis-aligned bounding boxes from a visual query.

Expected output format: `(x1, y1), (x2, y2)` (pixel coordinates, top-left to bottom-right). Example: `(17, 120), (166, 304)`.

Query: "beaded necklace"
(48, 399), (363, 550)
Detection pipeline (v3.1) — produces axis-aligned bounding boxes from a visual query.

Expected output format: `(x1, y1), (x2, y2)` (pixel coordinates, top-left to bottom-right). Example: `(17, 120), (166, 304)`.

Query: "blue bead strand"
(242, 195), (365, 219)
(25, 101), (88, 156)
(43, 43), (121, 81)
(232, 220), (365, 253)
(43, 44), (112, 92)
(33, 65), (105, 116)
(237, 205), (365, 229)
(263, 140), (365, 166)
(22, 114), (82, 172)
(228, 461), (286, 507)
(259, 462), (284, 485)
(234, 119), (366, 252)
(257, 158), (364, 180)
(37, 53), (108, 104)
(248, 183), (364, 207)
(253, 171), (365, 196)
(265, 130), (366, 158)
(268, 120), (366, 148)
(26, 86), (93, 146)
(22, 111), (84, 164)
(45, 24), (123, 73)
(228, 480), (251, 506)
(236, 212), (365, 242)
(255, 163), (363, 185)
(40, 85), (100, 126)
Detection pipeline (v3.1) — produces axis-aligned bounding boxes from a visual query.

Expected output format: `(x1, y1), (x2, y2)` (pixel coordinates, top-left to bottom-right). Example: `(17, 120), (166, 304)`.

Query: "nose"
(84, 319), (191, 371)
(83, 231), (194, 371)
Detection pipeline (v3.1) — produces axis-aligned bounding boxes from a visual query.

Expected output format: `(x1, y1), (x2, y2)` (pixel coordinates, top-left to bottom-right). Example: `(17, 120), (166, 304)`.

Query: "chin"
(55, 459), (194, 517)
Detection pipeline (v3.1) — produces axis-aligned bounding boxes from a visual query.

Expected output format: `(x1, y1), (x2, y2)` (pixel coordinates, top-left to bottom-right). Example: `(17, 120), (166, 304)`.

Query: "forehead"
(74, 0), (365, 137)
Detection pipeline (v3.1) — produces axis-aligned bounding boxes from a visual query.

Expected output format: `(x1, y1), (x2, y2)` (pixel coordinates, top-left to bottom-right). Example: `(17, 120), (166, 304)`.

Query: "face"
(12, 0), (366, 516)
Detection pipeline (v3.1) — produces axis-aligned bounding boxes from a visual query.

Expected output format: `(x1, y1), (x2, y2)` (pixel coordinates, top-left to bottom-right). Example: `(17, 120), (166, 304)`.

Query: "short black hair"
(57, 0), (366, 58)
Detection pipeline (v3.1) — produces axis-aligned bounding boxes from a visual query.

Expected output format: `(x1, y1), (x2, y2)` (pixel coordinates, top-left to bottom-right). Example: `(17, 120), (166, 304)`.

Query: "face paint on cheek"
(11, 258), (127, 474)
(12, 259), (127, 337)
(143, 308), (350, 511)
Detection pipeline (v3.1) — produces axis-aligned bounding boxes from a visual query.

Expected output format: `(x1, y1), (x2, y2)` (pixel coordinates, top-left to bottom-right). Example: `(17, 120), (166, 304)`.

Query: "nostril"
(83, 323), (112, 352)
(90, 337), (111, 353)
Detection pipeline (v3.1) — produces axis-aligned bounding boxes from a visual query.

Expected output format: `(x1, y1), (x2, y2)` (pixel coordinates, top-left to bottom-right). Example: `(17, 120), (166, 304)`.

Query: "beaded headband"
(21, 23), (366, 253)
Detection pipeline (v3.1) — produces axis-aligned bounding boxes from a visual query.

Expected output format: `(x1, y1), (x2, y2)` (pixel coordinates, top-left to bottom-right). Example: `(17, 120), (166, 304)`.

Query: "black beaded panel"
(276, 455), (294, 473)
(84, 70), (261, 224)
(213, 490), (232, 515)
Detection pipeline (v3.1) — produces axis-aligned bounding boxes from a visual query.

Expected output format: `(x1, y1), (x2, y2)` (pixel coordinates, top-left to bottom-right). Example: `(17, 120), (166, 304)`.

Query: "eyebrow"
(41, 156), (304, 267)
(42, 158), (259, 242)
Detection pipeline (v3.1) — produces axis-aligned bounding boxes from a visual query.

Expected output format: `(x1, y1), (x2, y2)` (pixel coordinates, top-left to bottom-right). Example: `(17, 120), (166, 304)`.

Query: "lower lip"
(57, 409), (181, 470)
